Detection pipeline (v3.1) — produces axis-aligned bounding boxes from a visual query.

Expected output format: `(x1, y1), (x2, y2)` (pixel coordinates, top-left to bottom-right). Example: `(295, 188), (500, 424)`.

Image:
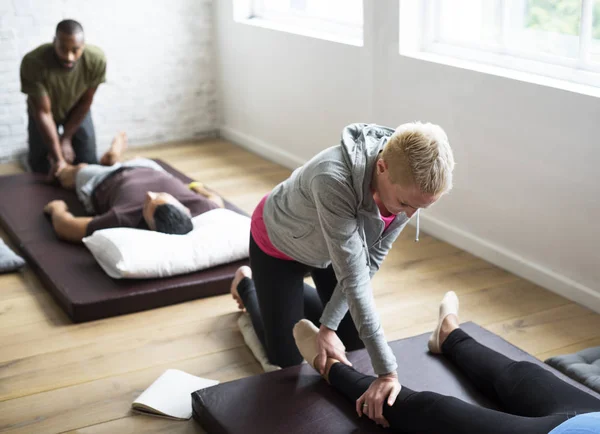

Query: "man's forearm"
(33, 111), (62, 162)
(62, 97), (93, 139)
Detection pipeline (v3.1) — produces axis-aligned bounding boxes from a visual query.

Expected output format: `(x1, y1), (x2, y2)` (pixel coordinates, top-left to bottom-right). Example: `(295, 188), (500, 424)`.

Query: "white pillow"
(82, 208), (250, 279)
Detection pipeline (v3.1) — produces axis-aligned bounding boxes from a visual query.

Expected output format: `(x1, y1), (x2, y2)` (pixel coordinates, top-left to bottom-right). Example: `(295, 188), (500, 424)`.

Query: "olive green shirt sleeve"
(88, 49), (106, 88)
(20, 56), (47, 98)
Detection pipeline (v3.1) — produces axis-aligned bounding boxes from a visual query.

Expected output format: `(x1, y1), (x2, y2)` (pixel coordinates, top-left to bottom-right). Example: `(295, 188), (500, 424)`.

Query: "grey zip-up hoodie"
(263, 123), (411, 375)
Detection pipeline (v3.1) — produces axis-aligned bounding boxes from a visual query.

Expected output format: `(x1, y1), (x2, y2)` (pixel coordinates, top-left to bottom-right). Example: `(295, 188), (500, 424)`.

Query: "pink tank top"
(381, 212), (395, 231)
(251, 194), (396, 260)
(251, 195), (294, 260)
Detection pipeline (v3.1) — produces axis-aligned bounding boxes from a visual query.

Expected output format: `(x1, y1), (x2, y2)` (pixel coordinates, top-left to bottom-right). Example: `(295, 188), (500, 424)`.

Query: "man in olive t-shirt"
(20, 19), (106, 176)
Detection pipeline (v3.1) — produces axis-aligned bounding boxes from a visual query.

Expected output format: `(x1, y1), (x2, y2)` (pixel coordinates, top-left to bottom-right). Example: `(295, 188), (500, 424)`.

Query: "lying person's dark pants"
(237, 234), (364, 368)
(328, 328), (600, 434)
(28, 110), (98, 174)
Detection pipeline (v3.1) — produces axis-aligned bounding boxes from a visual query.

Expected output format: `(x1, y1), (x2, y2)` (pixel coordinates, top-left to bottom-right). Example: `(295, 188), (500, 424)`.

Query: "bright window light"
(401, 0), (600, 92)
(235, 0), (363, 46)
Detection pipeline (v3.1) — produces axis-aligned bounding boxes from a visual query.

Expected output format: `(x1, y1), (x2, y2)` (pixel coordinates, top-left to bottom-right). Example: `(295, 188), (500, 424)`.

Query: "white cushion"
(82, 208), (250, 279)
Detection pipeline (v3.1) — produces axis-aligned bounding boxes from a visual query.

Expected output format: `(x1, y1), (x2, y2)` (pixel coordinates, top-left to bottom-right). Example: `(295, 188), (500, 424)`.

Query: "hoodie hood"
(340, 123), (420, 241)
(339, 123), (395, 210)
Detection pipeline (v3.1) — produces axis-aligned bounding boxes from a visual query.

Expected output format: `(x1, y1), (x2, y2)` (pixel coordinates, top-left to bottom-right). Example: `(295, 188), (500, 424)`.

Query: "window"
(401, 0), (600, 91)
(234, 0), (363, 46)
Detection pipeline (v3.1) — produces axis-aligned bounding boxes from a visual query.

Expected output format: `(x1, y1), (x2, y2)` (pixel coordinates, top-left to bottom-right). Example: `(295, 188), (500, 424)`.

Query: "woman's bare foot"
(230, 266), (252, 311)
(100, 132), (128, 166)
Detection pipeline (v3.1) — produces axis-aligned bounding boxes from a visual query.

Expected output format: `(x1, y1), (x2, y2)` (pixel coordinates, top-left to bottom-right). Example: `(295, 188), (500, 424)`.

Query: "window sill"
(401, 50), (600, 99)
(236, 17), (363, 47)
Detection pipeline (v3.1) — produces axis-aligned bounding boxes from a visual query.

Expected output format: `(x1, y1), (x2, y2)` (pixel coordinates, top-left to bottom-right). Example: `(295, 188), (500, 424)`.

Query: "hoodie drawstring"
(415, 209), (420, 242)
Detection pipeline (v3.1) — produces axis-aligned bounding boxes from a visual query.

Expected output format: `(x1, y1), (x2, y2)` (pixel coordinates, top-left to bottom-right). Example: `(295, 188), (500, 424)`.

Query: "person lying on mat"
(293, 292), (600, 433)
(229, 122), (455, 423)
(43, 132), (224, 243)
(20, 19), (106, 176)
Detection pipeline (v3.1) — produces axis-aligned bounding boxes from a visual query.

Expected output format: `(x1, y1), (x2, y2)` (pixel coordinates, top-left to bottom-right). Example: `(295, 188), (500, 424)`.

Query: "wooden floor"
(1, 139), (600, 433)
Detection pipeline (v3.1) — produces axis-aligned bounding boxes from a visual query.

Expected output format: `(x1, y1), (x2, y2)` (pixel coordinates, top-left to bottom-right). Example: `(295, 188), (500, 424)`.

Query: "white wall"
(215, 0), (600, 313)
(0, 0), (216, 160)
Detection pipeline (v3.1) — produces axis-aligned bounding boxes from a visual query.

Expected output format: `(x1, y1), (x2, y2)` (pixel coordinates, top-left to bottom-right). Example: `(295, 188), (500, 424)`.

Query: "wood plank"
(0, 348), (260, 434)
(63, 415), (206, 434)
(486, 303), (600, 357)
(0, 161), (22, 176)
(536, 337), (600, 361)
(0, 313), (245, 401)
(0, 295), (241, 365)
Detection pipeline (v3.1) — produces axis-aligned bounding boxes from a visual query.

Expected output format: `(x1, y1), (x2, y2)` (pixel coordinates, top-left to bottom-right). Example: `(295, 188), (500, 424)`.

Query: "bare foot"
(438, 314), (460, 347)
(231, 266), (252, 310)
(100, 132), (128, 166)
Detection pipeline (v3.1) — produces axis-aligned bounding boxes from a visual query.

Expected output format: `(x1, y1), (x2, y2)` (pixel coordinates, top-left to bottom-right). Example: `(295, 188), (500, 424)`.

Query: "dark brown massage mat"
(0, 160), (249, 323)
(192, 322), (600, 433)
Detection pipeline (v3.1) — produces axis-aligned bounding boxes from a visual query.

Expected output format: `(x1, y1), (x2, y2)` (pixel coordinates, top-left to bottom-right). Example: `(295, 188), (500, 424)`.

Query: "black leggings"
(328, 328), (600, 434)
(237, 235), (364, 367)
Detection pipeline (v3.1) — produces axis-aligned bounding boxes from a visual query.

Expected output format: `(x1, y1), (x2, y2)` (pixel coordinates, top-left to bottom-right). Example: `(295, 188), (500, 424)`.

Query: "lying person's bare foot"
(100, 132), (128, 166)
(230, 266), (252, 310)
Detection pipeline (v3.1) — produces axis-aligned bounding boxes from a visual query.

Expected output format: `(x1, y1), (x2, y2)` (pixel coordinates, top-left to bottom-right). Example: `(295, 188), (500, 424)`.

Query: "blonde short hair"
(381, 122), (455, 196)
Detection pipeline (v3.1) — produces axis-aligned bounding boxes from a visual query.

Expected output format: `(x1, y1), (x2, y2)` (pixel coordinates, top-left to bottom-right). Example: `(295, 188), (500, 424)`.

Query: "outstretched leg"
(426, 293), (600, 417)
(441, 327), (600, 417)
(293, 319), (565, 434)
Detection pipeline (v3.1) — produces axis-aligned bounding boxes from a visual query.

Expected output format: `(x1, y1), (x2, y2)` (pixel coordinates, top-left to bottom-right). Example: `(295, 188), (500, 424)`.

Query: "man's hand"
(356, 372), (401, 428)
(314, 325), (353, 374)
(44, 200), (68, 216)
(47, 157), (68, 182)
(60, 136), (75, 163)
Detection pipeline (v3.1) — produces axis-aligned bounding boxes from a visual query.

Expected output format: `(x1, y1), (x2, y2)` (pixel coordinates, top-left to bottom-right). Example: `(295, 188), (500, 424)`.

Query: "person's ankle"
(439, 314), (460, 347)
(323, 357), (340, 382)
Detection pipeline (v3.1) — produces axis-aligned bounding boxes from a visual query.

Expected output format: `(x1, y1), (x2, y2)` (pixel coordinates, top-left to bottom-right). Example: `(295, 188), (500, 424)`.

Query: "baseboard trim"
(416, 214), (600, 314)
(219, 126), (304, 169)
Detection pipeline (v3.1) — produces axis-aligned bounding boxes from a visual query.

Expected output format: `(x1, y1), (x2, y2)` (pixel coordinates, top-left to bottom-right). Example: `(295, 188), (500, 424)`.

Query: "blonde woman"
(231, 122), (455, 425)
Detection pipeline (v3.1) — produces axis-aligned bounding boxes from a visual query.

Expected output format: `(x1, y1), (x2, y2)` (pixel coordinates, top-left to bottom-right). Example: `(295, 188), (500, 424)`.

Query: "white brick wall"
(0, 0), (216, 161)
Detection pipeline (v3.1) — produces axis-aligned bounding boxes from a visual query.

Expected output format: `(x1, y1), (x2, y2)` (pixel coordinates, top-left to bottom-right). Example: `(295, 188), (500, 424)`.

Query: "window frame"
(416, 0), (600, 89)
(235, 0), (364, 47)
